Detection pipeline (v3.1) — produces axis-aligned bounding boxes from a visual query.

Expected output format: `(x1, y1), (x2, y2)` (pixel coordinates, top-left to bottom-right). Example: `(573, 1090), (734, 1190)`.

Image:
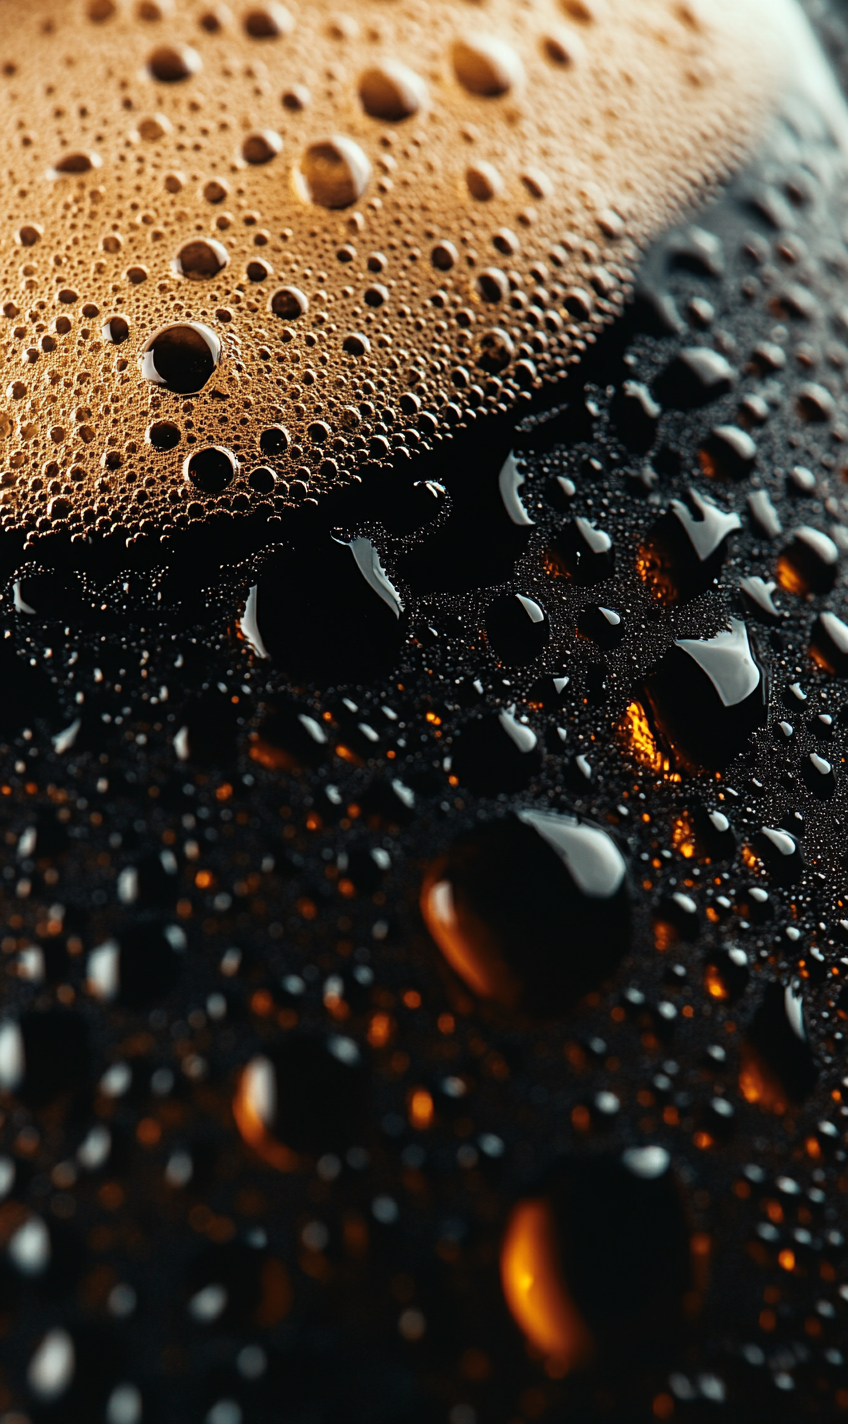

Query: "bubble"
(184, 446), (237, 493)
(136, 113), (171, 141)
(203, 178), (229, 204)
(146, 420), (181, 450)
(172, 237), (229, 280)
(466, 162), (503, 202)
(87, 0), (116, 19)
(269, 285), (309, 319)
(50, 151), (102, 176)
(249, 466), (277, 492)
(140, 322), (222, 394)
(16, 224), (42, 247)
(541, 25), (585, 65)
(126, 265), (148, 285)
(246, 258), (272, 281)
(137, 0), (173, 17)
(562, 0), (605, 20)
(241, 129), (283, 165)
(475, 267), (509, 302)
(297, 137), (370, 208)
(358, 61), (428, 121)
(343, 332), (370, 356)
(102, 315), (130, 344)
(431, 240), (458, 271)
(146, 44), (202, 82)
(243, 4), (293, 39)
(259, 425), (290, 454)
(452, 35), (524, 97)
(199, 5), (231, 32)
(234, 1037), (366, 1162)
(282, 83), (310, 110)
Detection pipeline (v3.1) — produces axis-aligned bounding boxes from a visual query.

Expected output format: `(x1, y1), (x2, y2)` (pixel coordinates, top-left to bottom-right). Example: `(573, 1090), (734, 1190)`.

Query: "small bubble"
(466, 162), (503, 202)
(364, 284), (388, 308)
(172, 237), (229, 280)
(541, 26), (585, 66)
(246, 258), (272, 282)
(243, 4), (293, 39)
(199, 5), (231, 32)
(358, 61), (427, 121)
(140, 322), (222, 394)
(164, 171), (185, 193)
(146, 44), (202, 83)
(87, 0), (117, 19)
(343, 332), (370, 356)
(184, 446), (237, 492)
(282, 84), (310, 111)
(203, 178), (229, 204)
(16, 225), (43, 248)
(269, 285), (309, 319)
(241, 129), (283, 165)
(137, 113), (172, 141)
(297, 137), (370, 209)
(137, 0), (173, 18)
(125, 265), (148, 285)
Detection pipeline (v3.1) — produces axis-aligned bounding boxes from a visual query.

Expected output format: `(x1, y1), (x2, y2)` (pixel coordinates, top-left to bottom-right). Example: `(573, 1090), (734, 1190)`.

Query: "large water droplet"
(172, 237), (229, 280)
(421, 811), (629, 1015)
(452, 34), (524, 96)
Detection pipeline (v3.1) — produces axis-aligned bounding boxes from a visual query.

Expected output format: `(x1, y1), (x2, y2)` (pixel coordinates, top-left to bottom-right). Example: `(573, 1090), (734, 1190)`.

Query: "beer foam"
(0, 0), (834, 540)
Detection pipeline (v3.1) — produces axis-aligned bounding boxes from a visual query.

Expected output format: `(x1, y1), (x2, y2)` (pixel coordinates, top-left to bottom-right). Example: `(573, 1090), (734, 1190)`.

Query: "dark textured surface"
(5, 21), (848, 1424)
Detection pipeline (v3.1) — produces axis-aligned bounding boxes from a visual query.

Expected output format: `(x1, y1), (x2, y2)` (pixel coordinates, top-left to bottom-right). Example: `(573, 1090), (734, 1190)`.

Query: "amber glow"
(778, 1249), (796, 1272)
(249, 735), (298, 771)
(500, 1198), (595, 1376)
(672, 814), (696, 859)
(420, 869), (522, 1009)
(618, 701), (672, 775)
(738, 1044), (787, 1115)
(232, 1067), (297, 1174)
(408, 1088), (435, 1130)
(704, 963), (729, 1000)
(368, 1012), (394, 1048)
(741, 845), (760, 871)
(636, 542), (678, 606)
(776, 553), (808, 595)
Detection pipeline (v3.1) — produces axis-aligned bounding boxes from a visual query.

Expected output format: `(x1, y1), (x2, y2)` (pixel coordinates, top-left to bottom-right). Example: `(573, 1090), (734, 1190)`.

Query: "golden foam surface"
(0, 0), (818, 539)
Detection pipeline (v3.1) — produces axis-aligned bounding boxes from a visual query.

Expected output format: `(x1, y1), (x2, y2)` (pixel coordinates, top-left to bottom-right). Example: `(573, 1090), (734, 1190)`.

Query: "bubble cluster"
(0, 0), (800, 543)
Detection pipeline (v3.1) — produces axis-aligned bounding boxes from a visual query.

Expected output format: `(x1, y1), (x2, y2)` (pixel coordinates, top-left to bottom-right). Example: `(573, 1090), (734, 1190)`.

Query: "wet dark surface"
(6, 17), (848, 1424)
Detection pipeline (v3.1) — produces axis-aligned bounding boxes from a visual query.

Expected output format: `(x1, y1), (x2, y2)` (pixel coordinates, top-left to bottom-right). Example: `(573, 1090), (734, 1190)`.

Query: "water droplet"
(359, 61), (427, 121)
(698, 424), (756, 481)
(88, 927), (182, 1008)
(146, 43), (202, 82)
(638, 491), (740, 605)
(577, 604), (623, 649)
(297, 137), (370, 208)
(547, 516), (614, 585)
(184, 446), (237, 493)
(739, 575), (781, 623)
(797, 381), (836, 422)
(635, 619), (767, 772)
(140, 322), (222, 393)
(485, 593), (549, 665)
(172, 237), (229, 280)
(810, 610), (848, 674)
(610, 380), (660, 453)
(421, 811), (629, 1014)
(777, 525), (839, 595)
(241, 128), (283, 165)
(748, 488), (782, 539)
(656, 346), (735, 408)
(741, 982), (817, 1109)
(234, 1036), (366, 1162)
(501, 1151), (690, 1377)
(0, 1011), (88, 1107)
(452, 34), (524, 97)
